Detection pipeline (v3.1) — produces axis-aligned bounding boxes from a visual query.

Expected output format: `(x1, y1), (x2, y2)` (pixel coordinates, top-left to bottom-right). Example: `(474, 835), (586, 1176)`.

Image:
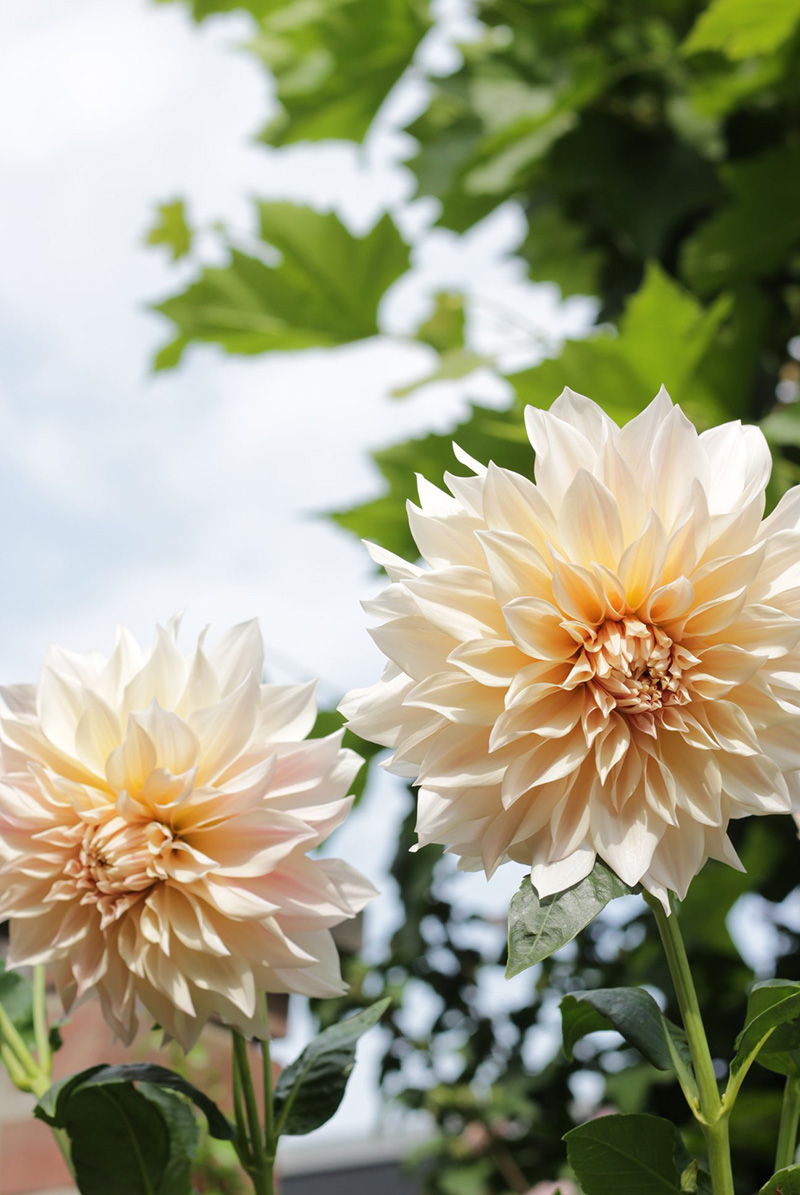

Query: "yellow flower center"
(586, 617), (693, 716)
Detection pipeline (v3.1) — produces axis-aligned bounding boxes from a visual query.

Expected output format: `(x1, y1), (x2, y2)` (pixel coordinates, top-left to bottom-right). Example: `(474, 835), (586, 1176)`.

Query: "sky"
(0, 0), (596, 1159)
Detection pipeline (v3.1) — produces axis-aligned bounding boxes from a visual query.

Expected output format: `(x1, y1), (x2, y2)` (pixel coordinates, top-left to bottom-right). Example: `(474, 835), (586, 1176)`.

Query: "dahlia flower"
(0, 619), (375, 1048)
(342, 388), (800, 906)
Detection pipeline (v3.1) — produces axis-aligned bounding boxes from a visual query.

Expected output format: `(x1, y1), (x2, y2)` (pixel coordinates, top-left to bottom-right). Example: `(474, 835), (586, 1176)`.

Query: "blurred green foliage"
(147, 0), (800, 1191)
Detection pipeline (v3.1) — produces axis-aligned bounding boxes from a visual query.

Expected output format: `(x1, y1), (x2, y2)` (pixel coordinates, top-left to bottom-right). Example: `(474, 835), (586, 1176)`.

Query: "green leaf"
(415, 293), (466, 355)
(333, 265), (749, 561)
(391, 348), (490, 399)
(39, 1076), (172, 1195)
(506, 861), (633, 978)
(152, 204), (410, 367)
(734, 981), (800, 1079)
(761, 404), (800, 450)
(521, 204), (603, 298)
(683, 0), (800, 60)
(560, 988), (692, 1075)
(273, 998), (390, 1135)
(252, 0), (430, 145)
(512, 263), (735, 424)
(155, 0), (285, 18)
(331, 400), (532, 560)
(0, 958), (35, 1045)
(681, 146), (800, 295)
(760, 1165), (800, 1194)
(565, 1113), (686, 1194)
(145, 200), (193, 262)
(36, 1062), (234, 1140)
(138, 1084), (199, 1195)
(730, 981), (800, 1083)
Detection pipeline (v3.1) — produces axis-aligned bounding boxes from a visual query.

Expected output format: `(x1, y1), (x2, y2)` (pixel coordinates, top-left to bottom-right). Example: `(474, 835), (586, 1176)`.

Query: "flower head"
(342, 389), (800, 906)
(0, 619), (375, 1048)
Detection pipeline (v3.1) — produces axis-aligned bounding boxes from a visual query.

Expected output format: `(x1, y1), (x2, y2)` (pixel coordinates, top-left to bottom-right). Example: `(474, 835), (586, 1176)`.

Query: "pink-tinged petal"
(189, 808), (316, 876)
(206, 619), (264, 697)
(0, 685), (37, 716)
(190, 675), (259, 784)
(0, 616), (374, 1047)
(257, 680), (318, 743)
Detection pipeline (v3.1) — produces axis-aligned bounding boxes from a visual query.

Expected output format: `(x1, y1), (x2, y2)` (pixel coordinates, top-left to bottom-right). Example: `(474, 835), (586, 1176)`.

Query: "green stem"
(232, 1031), (272, 1195)
(0, 1001), (38, 1079)
(232, 1047), (252, 1169)
(32, 965), (51, 1075)
(0, 1042), (31, 1089)
(262, 995), (275, 1162)
(776, 1074), (800, 1171)
(644, 891), (734, 1195)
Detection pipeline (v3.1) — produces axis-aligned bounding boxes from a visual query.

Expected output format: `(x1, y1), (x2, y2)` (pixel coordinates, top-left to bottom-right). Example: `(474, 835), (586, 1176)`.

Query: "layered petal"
(0, 619), (373, 1048)
(344, 388), (800, 907)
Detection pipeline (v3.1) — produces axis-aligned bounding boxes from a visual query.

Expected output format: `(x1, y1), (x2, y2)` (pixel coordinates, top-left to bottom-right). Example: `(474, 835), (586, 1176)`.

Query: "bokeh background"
(3, 1), (800, 1192)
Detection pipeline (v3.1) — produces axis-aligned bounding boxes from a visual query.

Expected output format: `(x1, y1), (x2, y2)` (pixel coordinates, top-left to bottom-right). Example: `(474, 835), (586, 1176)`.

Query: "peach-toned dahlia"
(342, 388), (800, 906)
(0, 619), (375, 1049)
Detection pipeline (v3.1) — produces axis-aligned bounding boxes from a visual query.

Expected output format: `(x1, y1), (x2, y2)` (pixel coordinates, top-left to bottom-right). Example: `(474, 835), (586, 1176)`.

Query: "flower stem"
(262, 995), (275, 1163)
(32, 965), (50, 1075)
(232, 1050), (251, 1170)
(0, 999), (39, 1081)
(232, 1031), (273, 1195)
(644, 891), (734, 1195)
(776, 1074), (800, 1171)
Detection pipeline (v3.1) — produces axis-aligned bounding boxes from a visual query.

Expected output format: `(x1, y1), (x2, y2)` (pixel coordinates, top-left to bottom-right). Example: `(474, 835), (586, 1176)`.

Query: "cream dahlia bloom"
(0, 619), (375, 1049)
(342, 388), (800, 906)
